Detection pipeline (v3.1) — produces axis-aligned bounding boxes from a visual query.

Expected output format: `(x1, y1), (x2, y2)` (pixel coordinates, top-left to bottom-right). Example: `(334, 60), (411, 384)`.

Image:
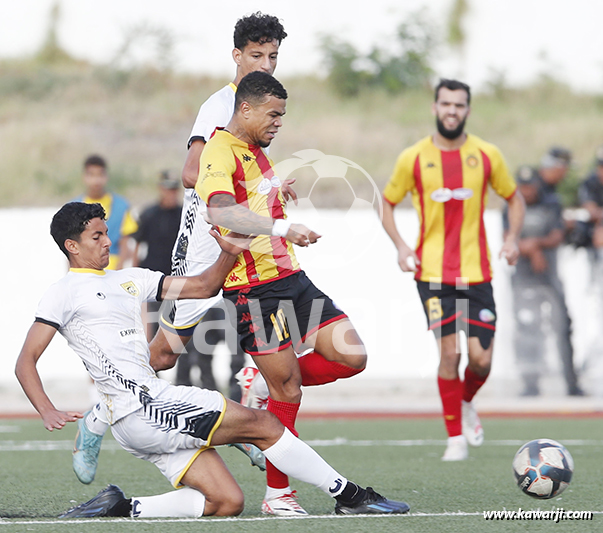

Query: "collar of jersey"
(217, 128), (259, 150)
(69, 268), (106, 276)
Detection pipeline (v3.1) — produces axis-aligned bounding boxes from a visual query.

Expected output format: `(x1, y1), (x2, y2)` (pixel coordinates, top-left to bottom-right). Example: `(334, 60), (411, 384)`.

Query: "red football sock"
(462, 367), (489, 403)
(266, 398), (300, 489)
(438, 376), (462, 437)
(298, 351), (363, 387)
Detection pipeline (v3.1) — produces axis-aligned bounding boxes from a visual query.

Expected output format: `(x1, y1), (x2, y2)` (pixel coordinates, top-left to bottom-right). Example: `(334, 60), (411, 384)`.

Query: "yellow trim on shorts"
(172, 393), (228, 488)
(159, 313), (202, 333)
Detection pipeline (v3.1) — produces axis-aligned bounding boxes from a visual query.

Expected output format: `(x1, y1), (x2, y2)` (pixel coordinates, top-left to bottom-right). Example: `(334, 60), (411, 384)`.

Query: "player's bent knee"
(214, 493), (245, 517)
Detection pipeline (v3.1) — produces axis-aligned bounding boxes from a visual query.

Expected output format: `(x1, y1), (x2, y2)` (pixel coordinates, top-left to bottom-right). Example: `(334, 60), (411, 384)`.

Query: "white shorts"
(111, 385), (226, 487)
(160, 260), (223, 335)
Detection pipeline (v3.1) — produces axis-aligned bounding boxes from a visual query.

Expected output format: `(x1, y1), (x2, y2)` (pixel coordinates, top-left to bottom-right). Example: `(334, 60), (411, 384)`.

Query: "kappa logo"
(120, 281), (139, 297)
(426, 162), (436, 168)
(242, 153), (253, 162)
(206, 164), (212, 170)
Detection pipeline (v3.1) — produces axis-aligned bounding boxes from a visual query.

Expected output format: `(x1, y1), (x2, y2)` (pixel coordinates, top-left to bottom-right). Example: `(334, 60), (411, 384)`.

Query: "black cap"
(541, 146), (572, 168)
(516, 165), (539, 185)
(159, 170), (180, 189)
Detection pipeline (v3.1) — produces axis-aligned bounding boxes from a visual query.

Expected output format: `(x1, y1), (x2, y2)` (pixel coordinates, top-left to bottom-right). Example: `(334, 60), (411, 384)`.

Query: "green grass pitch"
(0, 416), (601, 533)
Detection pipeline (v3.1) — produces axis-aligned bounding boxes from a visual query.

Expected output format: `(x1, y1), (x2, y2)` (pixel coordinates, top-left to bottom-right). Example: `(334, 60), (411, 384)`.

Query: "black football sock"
(107, 498), (132, 517)
(334, 482), (367, 505)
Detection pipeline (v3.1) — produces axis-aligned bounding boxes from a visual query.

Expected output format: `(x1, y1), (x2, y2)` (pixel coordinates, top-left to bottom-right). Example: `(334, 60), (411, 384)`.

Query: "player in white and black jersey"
(15, 202), (410, 519)
(73, 12), (294, 485)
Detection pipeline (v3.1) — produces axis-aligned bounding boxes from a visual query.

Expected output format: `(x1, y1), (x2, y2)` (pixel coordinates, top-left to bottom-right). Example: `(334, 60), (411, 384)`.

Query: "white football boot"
(442, 435), (468, 461)
(462, 400), (484, 447)
(261, 491), (308, 517)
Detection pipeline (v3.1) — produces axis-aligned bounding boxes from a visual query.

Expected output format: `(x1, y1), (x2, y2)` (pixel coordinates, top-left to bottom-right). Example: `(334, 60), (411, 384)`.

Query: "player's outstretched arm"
(160, 228), (249, 301)
(499, 191), (525, 266)
(15, 322), (83, 431)
(381, 201), (420, 272)
(208, 193), (320, 247)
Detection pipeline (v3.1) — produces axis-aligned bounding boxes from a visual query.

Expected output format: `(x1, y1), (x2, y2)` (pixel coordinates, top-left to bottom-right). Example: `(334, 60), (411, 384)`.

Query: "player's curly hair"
(233, 12), (287, 50)
(434, 78), (471, 105)
(50, 202), (106, 258)
(235, 71), (288, 109)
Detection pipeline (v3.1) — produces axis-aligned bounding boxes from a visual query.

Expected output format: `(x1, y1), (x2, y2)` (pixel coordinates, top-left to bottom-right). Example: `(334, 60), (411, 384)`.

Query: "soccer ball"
(512, 439), (574, 499)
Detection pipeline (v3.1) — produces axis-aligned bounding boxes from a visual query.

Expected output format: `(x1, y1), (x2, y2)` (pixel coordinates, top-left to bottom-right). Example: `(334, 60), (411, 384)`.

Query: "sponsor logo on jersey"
(431, 187), (474, 202)
(430, 188), (453, 202)
(271, 175), (282, 188)
(257, 178), (273, 195)
(451, 188), (474, 200)
(426, 162), (436, 168)
(119, 328), (146, 343)
(119, 328), (145, 338)
(466, 155), (479, 168)
(120, 281), (139, 297)
(479, 308), (496, 322)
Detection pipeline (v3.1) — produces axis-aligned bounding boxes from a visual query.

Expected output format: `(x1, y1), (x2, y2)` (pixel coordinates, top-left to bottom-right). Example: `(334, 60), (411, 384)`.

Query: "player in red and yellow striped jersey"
(382, 79), (525, 462)
(197, 127), (301, 289)
(198, 71), (377, 515)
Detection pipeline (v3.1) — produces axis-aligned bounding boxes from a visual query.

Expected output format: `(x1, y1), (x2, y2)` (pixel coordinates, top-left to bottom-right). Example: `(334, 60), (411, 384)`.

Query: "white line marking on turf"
(1, 438), (602, 452)
(2, 511), (603, 525)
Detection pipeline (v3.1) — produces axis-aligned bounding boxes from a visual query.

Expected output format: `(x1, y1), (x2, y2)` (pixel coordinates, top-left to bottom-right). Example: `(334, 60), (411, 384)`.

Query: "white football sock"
(85, 404), (109, 436)
(131, 487), (206, 518)
(263, 428), (347, 497)
(265, 486), (293, 500)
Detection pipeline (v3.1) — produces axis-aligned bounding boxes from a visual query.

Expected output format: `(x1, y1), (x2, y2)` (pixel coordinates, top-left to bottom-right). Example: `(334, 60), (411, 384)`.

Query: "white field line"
(0, 438), (602, 452)
(1, 510), (603, 525)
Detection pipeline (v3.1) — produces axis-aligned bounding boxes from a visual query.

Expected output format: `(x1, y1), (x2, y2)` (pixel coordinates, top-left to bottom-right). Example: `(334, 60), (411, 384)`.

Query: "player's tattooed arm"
(208, 193), (274, 234)
(208, 193), (320, 247)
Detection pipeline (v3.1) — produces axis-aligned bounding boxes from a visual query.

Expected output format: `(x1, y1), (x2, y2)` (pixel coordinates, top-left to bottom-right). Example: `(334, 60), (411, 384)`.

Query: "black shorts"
(416, 281), (496, 347)
(223, 271), (347, 355)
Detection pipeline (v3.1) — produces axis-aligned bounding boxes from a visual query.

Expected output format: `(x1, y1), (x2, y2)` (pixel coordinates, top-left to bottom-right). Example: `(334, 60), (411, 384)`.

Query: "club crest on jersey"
(120, 281), (139, 297)
(466, 155), (479, 168)
(257, 178), (273, 195)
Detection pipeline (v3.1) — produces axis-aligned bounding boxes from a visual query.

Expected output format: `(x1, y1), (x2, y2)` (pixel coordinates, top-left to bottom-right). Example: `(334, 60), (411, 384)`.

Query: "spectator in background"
(506, 166), (583, 396)
(578, 146), (603, 253)
(133, 170), (182, 340)
(537, 146), (573, 206)
(76, 154), (138, 270)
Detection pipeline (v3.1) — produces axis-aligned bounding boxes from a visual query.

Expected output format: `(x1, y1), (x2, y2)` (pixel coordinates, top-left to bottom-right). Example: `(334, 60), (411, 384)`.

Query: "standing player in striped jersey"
(198, 72), (370, 516)
(381, 79), (525, 461)
(71, 12), (289, 485)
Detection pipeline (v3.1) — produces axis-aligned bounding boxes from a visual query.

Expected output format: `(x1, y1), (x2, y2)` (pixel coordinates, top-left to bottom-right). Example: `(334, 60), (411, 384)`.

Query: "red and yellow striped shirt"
(197, 128), (300, 290)
(383, 134), (517, 285)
